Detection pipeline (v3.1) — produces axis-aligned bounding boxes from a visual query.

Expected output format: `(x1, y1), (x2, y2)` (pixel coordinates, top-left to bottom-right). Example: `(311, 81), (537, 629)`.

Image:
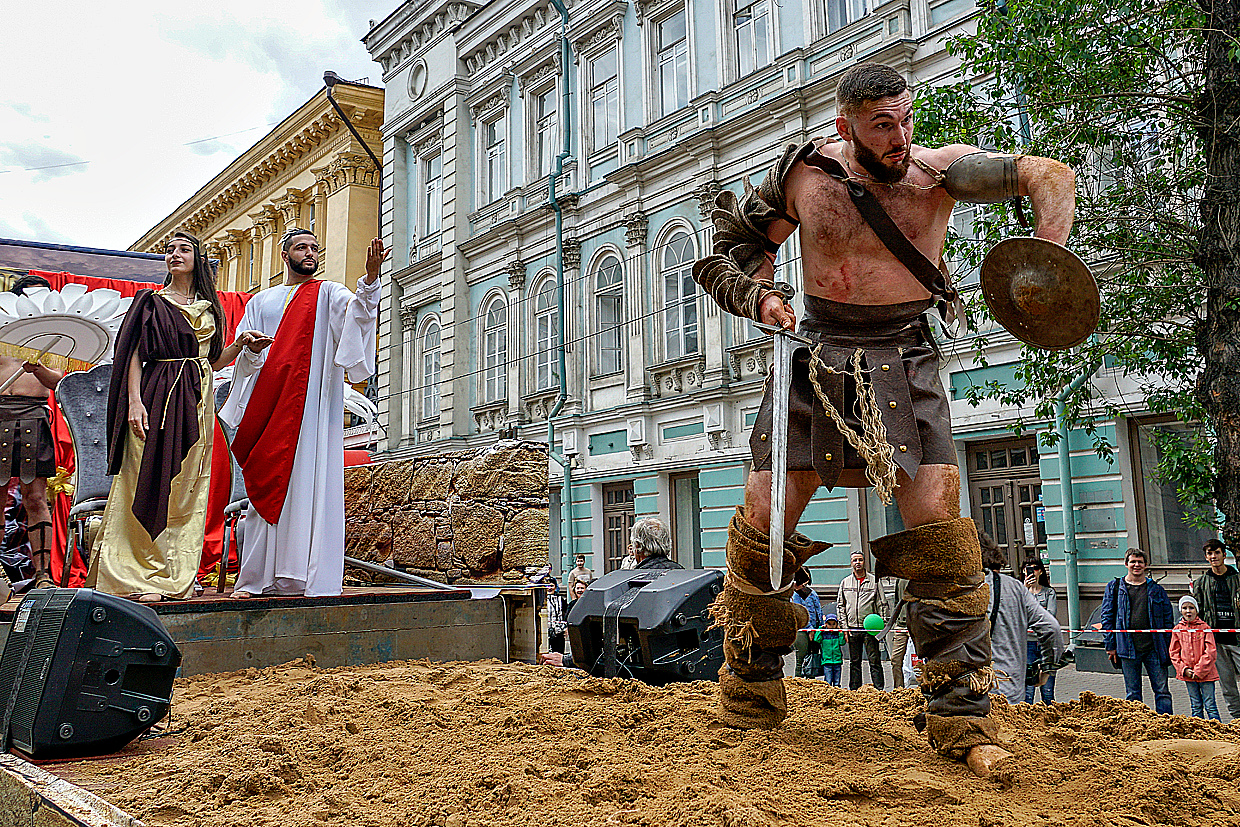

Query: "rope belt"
(150, 357), (210, 430)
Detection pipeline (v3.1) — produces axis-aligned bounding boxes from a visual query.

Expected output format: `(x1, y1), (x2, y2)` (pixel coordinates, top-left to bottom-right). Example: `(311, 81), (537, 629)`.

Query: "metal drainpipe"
(547, 0), (573, 575)
(1056, 357), (1101, 645)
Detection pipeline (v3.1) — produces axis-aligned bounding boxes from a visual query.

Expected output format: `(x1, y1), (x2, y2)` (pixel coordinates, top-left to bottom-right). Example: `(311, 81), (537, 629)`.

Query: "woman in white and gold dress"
(87, 231), (260, 602)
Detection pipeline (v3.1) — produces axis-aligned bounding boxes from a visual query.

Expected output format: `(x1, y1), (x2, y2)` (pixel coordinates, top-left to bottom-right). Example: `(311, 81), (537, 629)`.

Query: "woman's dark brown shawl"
(106, 290), (209, 541)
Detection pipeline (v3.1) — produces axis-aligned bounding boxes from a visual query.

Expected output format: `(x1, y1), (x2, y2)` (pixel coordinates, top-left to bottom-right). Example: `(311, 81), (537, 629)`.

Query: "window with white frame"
(422, 154), (442, 239)
(734, 0), (772, 77)
(420, 319), (441, 420)
(534, 279), (560, 390)
(657, 10), (689, 116)
(661, 231), (698, 359)
(481, 113), (507, 204)
(482, 296), (508, 402)
(589, 47), (620, 153)
(595, 255), (623, 375)
(825, 0), (870, 32)
(533, 86), (558, 179)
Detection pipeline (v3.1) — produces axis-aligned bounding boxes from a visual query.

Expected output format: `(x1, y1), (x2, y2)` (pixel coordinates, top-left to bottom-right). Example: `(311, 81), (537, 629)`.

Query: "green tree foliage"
(917, 0), (1235, 533)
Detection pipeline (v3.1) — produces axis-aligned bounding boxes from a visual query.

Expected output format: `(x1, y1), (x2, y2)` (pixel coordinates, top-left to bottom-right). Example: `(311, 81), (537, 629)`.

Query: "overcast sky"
(0, 1), (381, 250)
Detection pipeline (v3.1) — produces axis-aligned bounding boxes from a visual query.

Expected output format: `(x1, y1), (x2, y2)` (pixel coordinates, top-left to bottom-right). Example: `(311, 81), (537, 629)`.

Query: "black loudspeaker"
(0, 588), (181, 759)
(567, 568), (724, 685)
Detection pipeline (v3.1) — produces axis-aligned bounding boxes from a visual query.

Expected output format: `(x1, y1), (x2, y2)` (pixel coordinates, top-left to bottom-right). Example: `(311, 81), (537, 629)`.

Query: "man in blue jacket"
(1101, 547), (1173, 713)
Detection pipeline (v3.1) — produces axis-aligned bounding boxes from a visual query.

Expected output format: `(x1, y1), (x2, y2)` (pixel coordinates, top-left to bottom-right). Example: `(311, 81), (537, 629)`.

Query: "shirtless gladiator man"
(0, 275), (65, 592)
(694, 62), (1075, 776)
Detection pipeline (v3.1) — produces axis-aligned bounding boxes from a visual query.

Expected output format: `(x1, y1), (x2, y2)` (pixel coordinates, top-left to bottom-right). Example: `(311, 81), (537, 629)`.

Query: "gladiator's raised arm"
(1015, 156), (1075, 245)
(692, 140), (815, 321)
(939, 149), (1075, 245)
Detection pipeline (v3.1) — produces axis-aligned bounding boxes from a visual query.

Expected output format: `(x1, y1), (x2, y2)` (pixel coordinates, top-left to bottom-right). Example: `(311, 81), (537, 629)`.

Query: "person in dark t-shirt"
(1192, 539), (1240, 718)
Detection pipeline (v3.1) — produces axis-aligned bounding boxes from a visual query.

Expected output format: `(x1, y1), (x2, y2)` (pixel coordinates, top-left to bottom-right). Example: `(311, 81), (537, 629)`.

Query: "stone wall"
(344, 440), (549, 584)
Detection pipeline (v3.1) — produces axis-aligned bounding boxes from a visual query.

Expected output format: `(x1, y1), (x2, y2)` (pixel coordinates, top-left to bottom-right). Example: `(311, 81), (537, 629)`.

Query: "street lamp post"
(323, 71), (383, 238)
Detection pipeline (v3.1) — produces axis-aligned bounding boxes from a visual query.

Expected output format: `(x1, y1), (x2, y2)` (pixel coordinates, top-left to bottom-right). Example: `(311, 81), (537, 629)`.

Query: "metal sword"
(754, 318), (808, 594)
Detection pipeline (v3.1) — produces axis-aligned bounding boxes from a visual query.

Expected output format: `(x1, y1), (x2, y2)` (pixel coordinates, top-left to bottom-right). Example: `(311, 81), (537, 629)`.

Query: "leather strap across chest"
(801, 148), (959, 314)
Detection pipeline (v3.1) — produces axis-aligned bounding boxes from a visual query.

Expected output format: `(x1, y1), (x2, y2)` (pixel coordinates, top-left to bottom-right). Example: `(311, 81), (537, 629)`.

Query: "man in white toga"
(220, 227), (386, 598)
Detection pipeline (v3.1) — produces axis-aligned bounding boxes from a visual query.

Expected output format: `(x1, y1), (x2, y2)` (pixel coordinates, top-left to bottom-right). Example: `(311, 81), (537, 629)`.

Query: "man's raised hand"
(364, 238), (391, 284)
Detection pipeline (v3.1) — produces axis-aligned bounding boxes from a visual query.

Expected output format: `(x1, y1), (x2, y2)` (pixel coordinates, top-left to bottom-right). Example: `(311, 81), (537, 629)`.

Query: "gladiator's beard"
(854, 139), (911, 184)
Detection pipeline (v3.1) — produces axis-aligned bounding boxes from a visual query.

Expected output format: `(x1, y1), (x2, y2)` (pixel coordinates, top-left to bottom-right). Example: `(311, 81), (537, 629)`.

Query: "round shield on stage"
(0, 284), (131, 369)
(980, 237), (1099, 350)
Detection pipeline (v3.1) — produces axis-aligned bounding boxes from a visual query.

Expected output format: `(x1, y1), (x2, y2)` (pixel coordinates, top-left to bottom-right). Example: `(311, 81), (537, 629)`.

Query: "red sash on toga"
(231, 280), (323, 525)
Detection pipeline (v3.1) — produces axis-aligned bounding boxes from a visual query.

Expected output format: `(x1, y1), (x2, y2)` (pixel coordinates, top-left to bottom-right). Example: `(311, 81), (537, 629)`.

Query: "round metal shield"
(980, 237), (1099, 350)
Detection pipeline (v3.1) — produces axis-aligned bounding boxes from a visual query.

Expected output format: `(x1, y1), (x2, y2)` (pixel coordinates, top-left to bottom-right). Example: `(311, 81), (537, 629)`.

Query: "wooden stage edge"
(0, 583), (542, 678)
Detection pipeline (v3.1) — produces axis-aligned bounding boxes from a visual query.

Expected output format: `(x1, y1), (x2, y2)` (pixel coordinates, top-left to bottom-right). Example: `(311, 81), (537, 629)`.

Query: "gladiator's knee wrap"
(868, 516), (989, 617)
(942, 152), (1020, 204)
(710, 507), (828, 729)
(693, 140), (818, 321)
(870, 517), (999, 757)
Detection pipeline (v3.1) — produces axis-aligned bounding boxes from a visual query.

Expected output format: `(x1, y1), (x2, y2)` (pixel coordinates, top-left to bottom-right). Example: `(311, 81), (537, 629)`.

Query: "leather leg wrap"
(725, 507), (830, 593)
(868, 516), (981, 581)
(872, 517), (999, 757)
(710, 509), (819, 729)
(914, 713), (1000, 760)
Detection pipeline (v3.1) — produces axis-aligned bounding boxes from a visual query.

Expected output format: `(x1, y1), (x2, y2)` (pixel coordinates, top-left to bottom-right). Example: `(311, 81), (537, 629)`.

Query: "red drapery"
(27, 270), (251, 586)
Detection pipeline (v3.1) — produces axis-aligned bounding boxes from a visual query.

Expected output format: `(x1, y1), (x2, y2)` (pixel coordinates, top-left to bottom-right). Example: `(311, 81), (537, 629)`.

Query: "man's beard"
(854, 139), (910, 184)
(290, 257), (318, 276)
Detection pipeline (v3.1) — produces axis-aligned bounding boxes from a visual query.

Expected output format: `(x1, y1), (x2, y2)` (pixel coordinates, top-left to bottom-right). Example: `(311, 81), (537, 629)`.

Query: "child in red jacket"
(1170, 595), (1221, 721)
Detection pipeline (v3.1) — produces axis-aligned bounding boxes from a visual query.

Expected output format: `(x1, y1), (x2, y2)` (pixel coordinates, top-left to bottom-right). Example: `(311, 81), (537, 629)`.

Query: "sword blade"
(769, 331), (793, 592)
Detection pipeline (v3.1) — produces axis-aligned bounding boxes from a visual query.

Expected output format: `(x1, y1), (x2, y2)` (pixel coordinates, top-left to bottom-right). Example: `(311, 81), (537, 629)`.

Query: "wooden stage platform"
(0, 584), (540, 677)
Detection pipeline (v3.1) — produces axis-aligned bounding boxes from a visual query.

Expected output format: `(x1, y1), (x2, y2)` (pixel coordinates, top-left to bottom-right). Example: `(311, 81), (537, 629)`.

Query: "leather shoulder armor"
(692, 139), (820, 321)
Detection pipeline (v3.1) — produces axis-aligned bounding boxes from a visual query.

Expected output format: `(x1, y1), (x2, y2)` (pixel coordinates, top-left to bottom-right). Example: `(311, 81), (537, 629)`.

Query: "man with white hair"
(631, 517), (684, 570)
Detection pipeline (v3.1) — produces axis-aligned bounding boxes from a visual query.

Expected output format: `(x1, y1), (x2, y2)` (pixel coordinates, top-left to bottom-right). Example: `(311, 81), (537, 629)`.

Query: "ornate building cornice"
(463, 4), (555, 76)
(371, 2), (482, 76)
(316, 153), (381, 198)
(131, 84), (383, 254)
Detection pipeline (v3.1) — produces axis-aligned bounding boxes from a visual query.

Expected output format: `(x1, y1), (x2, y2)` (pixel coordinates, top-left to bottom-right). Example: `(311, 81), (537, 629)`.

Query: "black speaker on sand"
(0, 588), (181, 759)
(567, 568), (724, 685)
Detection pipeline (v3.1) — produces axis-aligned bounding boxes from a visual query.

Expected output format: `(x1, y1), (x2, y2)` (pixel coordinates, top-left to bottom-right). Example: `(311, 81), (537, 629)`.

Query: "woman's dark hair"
(1024, 558), (1051, 588)
(794, 566), (811, 586)
(978, 531), (1007, 572)
(166, 231), (224, 363)
(9, 274), (51, 295)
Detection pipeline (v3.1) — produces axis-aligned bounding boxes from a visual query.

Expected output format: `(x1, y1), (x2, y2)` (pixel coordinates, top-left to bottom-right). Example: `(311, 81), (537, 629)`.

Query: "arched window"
(534, 278), (560, 391)
(420, 319), (441, 420)
(661, 231), (698, 359)
(482, 296), (507, 402)
(595, 255), (624, 375)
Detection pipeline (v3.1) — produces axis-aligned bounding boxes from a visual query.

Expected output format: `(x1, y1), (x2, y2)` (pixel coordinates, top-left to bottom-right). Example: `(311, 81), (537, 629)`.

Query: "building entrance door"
(967, 438), (1048, 572)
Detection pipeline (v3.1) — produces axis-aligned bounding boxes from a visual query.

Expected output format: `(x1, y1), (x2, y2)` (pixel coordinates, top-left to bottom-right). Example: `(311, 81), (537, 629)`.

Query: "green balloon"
(863, 613), (884, 635)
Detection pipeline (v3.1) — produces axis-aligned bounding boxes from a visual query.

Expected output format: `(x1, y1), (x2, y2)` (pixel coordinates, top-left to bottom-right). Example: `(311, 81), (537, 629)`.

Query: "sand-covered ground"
(49, 658), (1240, 826)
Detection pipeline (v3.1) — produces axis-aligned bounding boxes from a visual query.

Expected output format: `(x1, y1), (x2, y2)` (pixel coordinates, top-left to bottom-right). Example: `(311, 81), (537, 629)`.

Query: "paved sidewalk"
(793, 655), (1237, 722)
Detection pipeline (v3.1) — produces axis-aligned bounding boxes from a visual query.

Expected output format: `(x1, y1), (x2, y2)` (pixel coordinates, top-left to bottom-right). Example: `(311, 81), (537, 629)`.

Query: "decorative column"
(222, 230), (246, 293)
(505, 259), (526, 429)
(203, 241), (225, 291)
(694, 181), (728, 388)
(623, 210), (650, 403)
(399, 301), (419, 447)
(561, 237), (583, 416)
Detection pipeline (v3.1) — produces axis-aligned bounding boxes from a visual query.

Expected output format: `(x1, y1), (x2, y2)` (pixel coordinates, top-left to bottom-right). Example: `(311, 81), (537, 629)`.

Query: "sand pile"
(52, 658), (1240, 826)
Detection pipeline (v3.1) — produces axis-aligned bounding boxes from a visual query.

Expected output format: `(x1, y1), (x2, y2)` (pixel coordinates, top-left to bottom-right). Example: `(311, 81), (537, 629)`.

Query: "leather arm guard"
(941, 152), (1020, 204)
(692, 140), (818, 321)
